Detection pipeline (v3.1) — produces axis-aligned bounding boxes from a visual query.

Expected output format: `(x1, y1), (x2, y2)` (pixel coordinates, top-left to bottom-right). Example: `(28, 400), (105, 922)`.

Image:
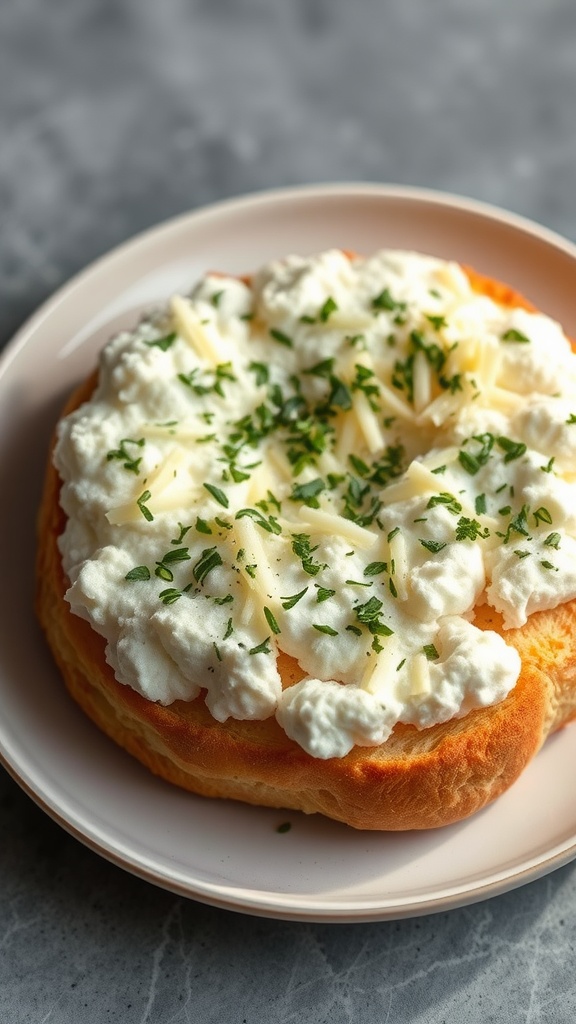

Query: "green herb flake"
(544, 532), (561, 549)
(290, 477), (325, 508)
(458, 433), (495, 475)
(319, 296), (338, 323)
(312, 623), (339, 636)
(540, 560), (558, 571)
(303, 357), (335, 379)
(419, 539), (447, 553)
(533, 506), (553, 526)
(364, 561), (387, 577)
(566, 414), (576, 425)
(501, 328), (530, 344)
(223, 618), (234, 640)
(423, 643), (439, 661)
(372, 288), (405, 315)
(291, 534), (326, 577)
(354, 596), (394, 636)
(503, 504), (530, 543)
(145, 332), (177, 352)
(425, 314), (447, 330)
(235, 507), (282, 534)
(269, 327), (293, 348)
(106, 437), (145, 474)
(281, 587), (308, 610)
(195, 517), (213, 535)
(192, 546), (223, 583)
(249, 637), (272, 656)
(455, 517), (490, 542)
(540, 457), (555, 474)
(315, 586), (336, 603)
(137, 490), (154, 522)
(248, 361), (269, 386)
(497, 436), (527, 463)
(264, 607), (281, 635)
(203, 482), (229, 508)
(159, 588), (182, 605)
(125, 565), (151, 582)
(171, 523), (192, 545)
(475, 493), (487, 515)
(427, 492), (462, 516)
(514, 549), (531, 559)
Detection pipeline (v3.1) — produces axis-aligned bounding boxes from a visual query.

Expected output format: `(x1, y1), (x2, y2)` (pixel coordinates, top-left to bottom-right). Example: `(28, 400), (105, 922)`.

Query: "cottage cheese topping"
(55, 249), (576, 759)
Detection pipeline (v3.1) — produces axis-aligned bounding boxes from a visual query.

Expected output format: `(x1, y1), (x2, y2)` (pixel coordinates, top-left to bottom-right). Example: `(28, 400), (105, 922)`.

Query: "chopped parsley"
(249, 637), (272, 655)
(533, 506), (553, 526)
(125, 565), (151, 582)
(269, 327), (293, 348)
(319, 296), (338, 322)
(264, 607), (281, 634)
(136, 490), (154, 522)
(455, 517), (490, 542)
(106, 437), (145, 474)
(145, 332), (177, 352)
(291, 534), (326, 576)
(419, 539), (447, 553)
(281, 588), (308, 610)
(354, 596), (394, 637)
(364, 561), (387, 577)
(501, 328), (530, 344)
(195, 517), (213, 535)
(427, 492), (462, 516)
(248, 361), (269, 386)
(203, 482), (229, 508)
(497, 436), (527, 463)
(192, 547), (223, 583)
(289, 477), (325, 508)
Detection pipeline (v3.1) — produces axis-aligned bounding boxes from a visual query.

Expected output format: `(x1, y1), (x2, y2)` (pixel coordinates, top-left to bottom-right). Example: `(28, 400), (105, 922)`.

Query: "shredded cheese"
(171, 295), (227, 365)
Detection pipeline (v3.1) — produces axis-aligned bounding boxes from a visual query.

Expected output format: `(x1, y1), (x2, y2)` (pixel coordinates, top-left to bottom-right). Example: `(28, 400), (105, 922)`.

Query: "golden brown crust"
(35, 269), (576, 830)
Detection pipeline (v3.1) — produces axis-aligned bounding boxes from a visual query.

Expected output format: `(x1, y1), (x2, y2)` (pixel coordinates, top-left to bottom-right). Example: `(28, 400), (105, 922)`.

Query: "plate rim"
(3, 181), (576, 922)
(5, 180), (576, 370)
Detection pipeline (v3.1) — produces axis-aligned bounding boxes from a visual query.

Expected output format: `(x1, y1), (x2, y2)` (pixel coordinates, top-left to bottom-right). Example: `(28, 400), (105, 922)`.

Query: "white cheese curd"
(513, 397), (576, 470)
(152, 603), (282, 720)
(401, 618), (521, 729)
(54, 248), (576, 759)
(486, 531), (576, 629)
(276, 678), (399, 759)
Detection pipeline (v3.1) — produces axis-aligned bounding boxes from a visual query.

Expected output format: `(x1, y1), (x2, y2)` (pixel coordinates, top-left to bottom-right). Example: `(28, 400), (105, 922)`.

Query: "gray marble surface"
(3, 0), (576, 1020)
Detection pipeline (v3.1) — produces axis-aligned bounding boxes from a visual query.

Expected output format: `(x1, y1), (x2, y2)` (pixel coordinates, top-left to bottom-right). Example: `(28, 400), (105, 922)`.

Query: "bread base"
(35, 274), (576, 830)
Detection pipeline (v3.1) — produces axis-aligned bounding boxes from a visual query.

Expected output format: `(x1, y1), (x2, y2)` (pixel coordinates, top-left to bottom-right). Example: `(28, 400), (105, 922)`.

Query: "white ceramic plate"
(3, 184), (576, 923)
